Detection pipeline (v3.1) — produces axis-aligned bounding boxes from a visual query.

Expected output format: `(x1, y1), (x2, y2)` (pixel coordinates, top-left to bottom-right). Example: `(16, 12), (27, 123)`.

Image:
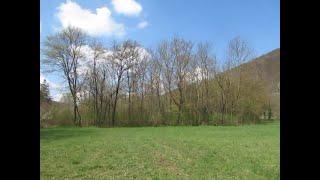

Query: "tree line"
(41, 26), (274, 127)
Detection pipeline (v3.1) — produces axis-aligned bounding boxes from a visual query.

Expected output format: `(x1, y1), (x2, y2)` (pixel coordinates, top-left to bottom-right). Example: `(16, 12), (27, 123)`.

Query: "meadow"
(40, 122), (279, 179)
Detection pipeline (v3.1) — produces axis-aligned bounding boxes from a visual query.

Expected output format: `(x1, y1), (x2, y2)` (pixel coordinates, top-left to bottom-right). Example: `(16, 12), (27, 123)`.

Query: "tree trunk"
(73, 100), (81, 127)
(127, 71), (131, 122)
(111, 93), (118, 127)
(76, 105), (81, 127)
(140, 89), (144, 121)
(112, 77), (121, 127)
(73, 102), (77, 125)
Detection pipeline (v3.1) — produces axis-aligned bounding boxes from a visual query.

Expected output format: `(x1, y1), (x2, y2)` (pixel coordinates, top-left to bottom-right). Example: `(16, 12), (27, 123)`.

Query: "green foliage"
(41, 122), (279, 179)
(268, 107), (273, 120)
(50, 103), (74, 126)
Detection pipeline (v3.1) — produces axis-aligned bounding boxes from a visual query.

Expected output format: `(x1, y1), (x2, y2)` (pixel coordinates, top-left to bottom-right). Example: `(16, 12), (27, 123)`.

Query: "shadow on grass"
(40, 128), (97, 141)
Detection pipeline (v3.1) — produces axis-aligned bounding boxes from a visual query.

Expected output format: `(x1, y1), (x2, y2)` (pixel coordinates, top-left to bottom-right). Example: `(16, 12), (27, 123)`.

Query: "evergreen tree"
(40, 79), (51, 103)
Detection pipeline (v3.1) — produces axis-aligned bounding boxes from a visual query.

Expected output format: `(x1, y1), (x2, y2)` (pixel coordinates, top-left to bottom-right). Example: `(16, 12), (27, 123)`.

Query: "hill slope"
(250, 48), (280, 93)
(243, 48), (280, 117)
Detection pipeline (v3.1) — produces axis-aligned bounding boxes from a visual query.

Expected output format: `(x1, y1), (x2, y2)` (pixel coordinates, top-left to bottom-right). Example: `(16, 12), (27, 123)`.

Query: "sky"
(40, 0), (280, 101)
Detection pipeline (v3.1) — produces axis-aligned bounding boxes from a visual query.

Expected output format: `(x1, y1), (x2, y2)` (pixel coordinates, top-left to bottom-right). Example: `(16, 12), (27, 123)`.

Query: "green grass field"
(40, 122), (279, 179)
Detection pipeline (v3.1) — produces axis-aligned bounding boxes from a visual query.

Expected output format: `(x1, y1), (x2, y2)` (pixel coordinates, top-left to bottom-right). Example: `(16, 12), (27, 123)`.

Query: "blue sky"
(40, 0), (280, 101)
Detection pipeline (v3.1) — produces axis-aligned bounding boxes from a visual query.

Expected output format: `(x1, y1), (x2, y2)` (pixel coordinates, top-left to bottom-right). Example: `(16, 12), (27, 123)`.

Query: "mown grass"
(40, 122), (279, 179)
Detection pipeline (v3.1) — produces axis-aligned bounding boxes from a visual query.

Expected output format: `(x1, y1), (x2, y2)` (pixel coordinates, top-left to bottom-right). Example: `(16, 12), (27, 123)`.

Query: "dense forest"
(40, 26), (279, 128)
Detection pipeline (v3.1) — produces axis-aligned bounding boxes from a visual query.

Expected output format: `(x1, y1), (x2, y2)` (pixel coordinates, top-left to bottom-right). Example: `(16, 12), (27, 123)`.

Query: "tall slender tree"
(42, 26), (87, 126)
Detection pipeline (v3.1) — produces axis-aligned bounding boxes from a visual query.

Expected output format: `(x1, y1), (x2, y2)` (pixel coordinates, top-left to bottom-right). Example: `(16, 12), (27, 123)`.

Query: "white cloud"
(56, 0), (125, 37)
(185, 67), (210, 83)
(52, 93), (63, 102)
(111, 0), (142, 16)
(137, 21), (148, 29)
(76, 45), (113, 75)
(137, 47), (151, 61)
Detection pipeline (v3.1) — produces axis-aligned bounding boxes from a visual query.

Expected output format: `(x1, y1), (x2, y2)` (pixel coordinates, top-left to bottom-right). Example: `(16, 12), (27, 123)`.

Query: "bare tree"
(226, 37), (253, 124)
(136, 55), (149, 121)
(109, 40), (140, 126)
(158, 37), (194, 124)
(171, 37), (193, 124)
(42, 26), (87, 126)
(195, 42), (217, 124)
(149, 49), (164, 121)
(85, 40), (109, 126)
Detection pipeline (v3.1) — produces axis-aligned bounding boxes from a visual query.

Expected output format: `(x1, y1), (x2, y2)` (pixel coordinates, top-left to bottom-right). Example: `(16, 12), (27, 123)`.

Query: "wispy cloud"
(111, 0), (142, 17)
(137, 21), (148, 29)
